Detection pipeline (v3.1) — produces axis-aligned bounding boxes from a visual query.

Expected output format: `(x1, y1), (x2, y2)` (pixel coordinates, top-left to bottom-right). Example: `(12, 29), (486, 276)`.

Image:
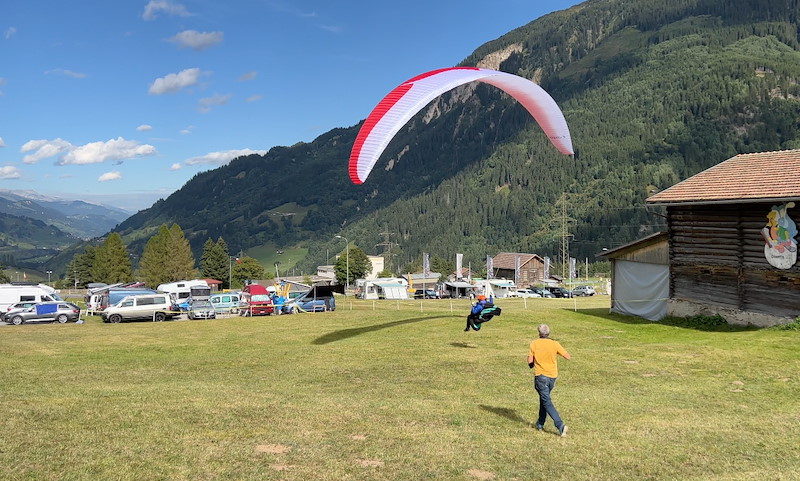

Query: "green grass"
(1, 297), (798, 480)
(244, 244), (309, 276)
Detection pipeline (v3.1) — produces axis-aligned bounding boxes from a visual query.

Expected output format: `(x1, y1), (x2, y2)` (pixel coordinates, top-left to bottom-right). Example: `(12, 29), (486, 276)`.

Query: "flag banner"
(455, 253), (463, 280)
(569, 257), (577, 280)
(423, 252), (430, 277)
(544, 256), (550, 280)
(486, 256), (493, 279)
(514, 255), (521, 285)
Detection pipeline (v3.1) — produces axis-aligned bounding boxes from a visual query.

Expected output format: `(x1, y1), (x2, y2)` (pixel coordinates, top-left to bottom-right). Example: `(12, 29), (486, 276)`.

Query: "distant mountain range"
(0, 189), (130, 239)
(0, 190), (131, 270)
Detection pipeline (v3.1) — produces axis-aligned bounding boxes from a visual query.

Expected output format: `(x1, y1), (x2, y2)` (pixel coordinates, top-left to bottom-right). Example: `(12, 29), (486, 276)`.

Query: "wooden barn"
(490, 252), (546, 287)
(647, 150), (800, 326)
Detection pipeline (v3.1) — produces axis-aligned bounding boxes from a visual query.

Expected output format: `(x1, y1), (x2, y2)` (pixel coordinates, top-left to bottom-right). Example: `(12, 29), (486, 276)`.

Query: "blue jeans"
(534, 375), (564, 431)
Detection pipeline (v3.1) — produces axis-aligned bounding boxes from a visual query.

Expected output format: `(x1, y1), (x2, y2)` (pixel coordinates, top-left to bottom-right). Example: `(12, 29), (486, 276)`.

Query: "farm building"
(490, 252), (546, 286)
(647, 150), (800, 326)
(598, 232), (669, 321)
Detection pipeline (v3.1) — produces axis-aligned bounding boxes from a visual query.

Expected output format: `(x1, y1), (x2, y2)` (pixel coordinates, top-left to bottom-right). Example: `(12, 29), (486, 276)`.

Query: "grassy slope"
(1, 297), (797, 480)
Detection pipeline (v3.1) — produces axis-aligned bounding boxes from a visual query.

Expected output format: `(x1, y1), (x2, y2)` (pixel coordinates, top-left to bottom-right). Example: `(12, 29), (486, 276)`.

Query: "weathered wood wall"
(669, 203), (800, 318)
(495, 258), (545, 286)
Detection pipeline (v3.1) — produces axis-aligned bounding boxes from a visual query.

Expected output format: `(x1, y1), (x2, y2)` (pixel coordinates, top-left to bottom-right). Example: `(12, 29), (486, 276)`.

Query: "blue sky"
(1, 0), (579, 212)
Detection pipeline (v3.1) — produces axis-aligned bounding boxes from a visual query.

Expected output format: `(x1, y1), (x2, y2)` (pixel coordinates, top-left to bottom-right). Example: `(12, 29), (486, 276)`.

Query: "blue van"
(209, 292), (240, 314)
(280, 286), (336, 314)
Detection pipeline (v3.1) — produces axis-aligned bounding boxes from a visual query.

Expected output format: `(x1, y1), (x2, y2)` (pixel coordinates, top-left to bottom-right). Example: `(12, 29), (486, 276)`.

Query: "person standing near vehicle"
(527, 323), (571, 436)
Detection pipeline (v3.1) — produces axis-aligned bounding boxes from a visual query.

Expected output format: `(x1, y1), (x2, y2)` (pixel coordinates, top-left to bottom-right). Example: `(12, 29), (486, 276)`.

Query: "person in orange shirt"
(527, 323), (571, 436)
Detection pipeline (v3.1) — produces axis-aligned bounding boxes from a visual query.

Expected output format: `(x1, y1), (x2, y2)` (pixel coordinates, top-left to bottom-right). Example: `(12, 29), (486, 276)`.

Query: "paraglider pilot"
(465, 295), (501, 331)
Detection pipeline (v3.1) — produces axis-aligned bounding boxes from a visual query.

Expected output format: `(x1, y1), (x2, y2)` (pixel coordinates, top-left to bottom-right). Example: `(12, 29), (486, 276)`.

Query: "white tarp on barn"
(611, 260), (668, 321)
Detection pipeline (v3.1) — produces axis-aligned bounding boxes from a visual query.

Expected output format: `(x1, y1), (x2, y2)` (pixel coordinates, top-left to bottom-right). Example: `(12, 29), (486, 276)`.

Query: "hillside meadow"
(1, 296), (798, 480)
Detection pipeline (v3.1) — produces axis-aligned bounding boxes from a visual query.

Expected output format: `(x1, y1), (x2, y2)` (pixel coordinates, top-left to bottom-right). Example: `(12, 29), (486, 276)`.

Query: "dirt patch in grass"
(255, 444), (291, 454)
(467, 468), (496, 480)
(357, 459), (384, 468)
(350, 434), (367, 441)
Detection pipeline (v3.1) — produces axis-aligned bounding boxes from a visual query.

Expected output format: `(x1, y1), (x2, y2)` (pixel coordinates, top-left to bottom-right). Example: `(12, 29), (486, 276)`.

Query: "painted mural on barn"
(762, 202), (798, 269)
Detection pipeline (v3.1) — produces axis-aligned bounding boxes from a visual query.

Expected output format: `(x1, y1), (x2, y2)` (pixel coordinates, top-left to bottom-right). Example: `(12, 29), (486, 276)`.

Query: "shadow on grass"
(564, 307), (758, 332)
(450, 342), (477, 349)
(312, 315), (456, 345)
(478, 404), (528, 426)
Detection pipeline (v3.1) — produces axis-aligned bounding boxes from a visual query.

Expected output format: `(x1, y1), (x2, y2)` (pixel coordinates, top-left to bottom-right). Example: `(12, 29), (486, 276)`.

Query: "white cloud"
(148, 68), (204, 95)
(169, 163), (182, 170)
(98, 171), (122, 182)
(0, 76), (5, 96)
(168, 30), (223, 51)
(0, 166), (21, 179)
(238, 71), (257, 82)
(58, 137), (156, 165)
(4, 27), (16, 39)
(45, 68), (87, 79)
(20, 138), (73, 164)
(245, 94), (262, 102)
(184, 148), (266, 166)
(0, 137), (5, 147)
(180, 126), (193, 135)
(142, 1), (190, 21)
(136, 124), (153, 132)
(197, 93), (231, 113)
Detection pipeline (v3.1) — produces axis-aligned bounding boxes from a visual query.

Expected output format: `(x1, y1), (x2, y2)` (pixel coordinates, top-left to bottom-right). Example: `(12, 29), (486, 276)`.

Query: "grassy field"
(1, 296), (798, 480)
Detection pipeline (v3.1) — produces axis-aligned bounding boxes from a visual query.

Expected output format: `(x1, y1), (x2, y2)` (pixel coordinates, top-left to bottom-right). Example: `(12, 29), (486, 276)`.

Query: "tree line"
(63, 224), (266, 290)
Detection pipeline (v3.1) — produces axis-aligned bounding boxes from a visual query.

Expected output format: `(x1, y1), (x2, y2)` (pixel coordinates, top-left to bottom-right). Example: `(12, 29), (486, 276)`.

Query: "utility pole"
(375, 224), (399, 273)
(556, 193), (574, 281)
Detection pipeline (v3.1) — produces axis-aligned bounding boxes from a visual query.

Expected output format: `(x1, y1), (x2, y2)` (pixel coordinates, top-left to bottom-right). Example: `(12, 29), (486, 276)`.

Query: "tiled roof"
(647, 150), (800, 205)
(491, 252), (543, 269)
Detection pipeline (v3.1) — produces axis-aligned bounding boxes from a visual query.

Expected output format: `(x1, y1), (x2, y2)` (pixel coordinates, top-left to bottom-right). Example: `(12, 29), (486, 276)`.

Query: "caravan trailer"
(0, 283), (63, 311)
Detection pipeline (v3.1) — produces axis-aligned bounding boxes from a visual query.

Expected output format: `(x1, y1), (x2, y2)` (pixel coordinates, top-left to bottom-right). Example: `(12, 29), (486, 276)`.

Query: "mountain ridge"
(45, 0), (800, 278)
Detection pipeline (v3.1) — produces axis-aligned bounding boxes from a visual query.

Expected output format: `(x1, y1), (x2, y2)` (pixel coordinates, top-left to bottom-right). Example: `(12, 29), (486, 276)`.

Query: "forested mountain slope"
(58, 0), (800, 276)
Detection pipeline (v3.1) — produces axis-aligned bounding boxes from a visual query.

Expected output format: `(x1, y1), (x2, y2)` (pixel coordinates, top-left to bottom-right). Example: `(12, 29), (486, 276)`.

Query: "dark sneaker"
(533, 423), (543, 431)
(560, 425), (568, 437)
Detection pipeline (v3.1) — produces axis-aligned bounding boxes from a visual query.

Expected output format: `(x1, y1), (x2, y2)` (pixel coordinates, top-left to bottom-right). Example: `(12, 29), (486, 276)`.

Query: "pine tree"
(164, 224), (197, 281)
(66, 245), (98, 288)
(0, 262), (9, 283)
(200, 237), (231, 288)
(92, 233), (132, 284)
(139, 224), (198, 287)
(138, 225), (169, 288)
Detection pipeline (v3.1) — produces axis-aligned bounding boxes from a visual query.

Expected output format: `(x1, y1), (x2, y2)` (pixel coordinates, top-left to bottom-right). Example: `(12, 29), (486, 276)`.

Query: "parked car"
(239, 284), (274, 316)
(548, 287), (574, 298)
(6, 302), (81, 325)
(514, 289), (541, 298)
(572, 285), (597, 297)
(413, 289), (439, 299)
(101, 294), (176, 323)
(187, 300), (216, 320)
(1, 301), (39, 322)
(530, 287), (555, 298)
(281, 286), (337, 314)
(210, 292), (240, 314)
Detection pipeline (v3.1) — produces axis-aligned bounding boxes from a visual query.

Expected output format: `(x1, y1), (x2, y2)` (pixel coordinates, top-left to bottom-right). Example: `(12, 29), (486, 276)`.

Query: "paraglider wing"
(348, 67), (573, 185)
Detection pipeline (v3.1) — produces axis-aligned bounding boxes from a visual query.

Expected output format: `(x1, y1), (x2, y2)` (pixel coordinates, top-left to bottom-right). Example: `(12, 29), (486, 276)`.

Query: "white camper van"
(0, 283), (63, 311)
(157, 280), (210, 309)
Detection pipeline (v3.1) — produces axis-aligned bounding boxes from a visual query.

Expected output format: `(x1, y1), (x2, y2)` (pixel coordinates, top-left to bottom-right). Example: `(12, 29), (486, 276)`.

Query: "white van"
(0, 283), (63, 311)
(101, 294), (176, 323)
